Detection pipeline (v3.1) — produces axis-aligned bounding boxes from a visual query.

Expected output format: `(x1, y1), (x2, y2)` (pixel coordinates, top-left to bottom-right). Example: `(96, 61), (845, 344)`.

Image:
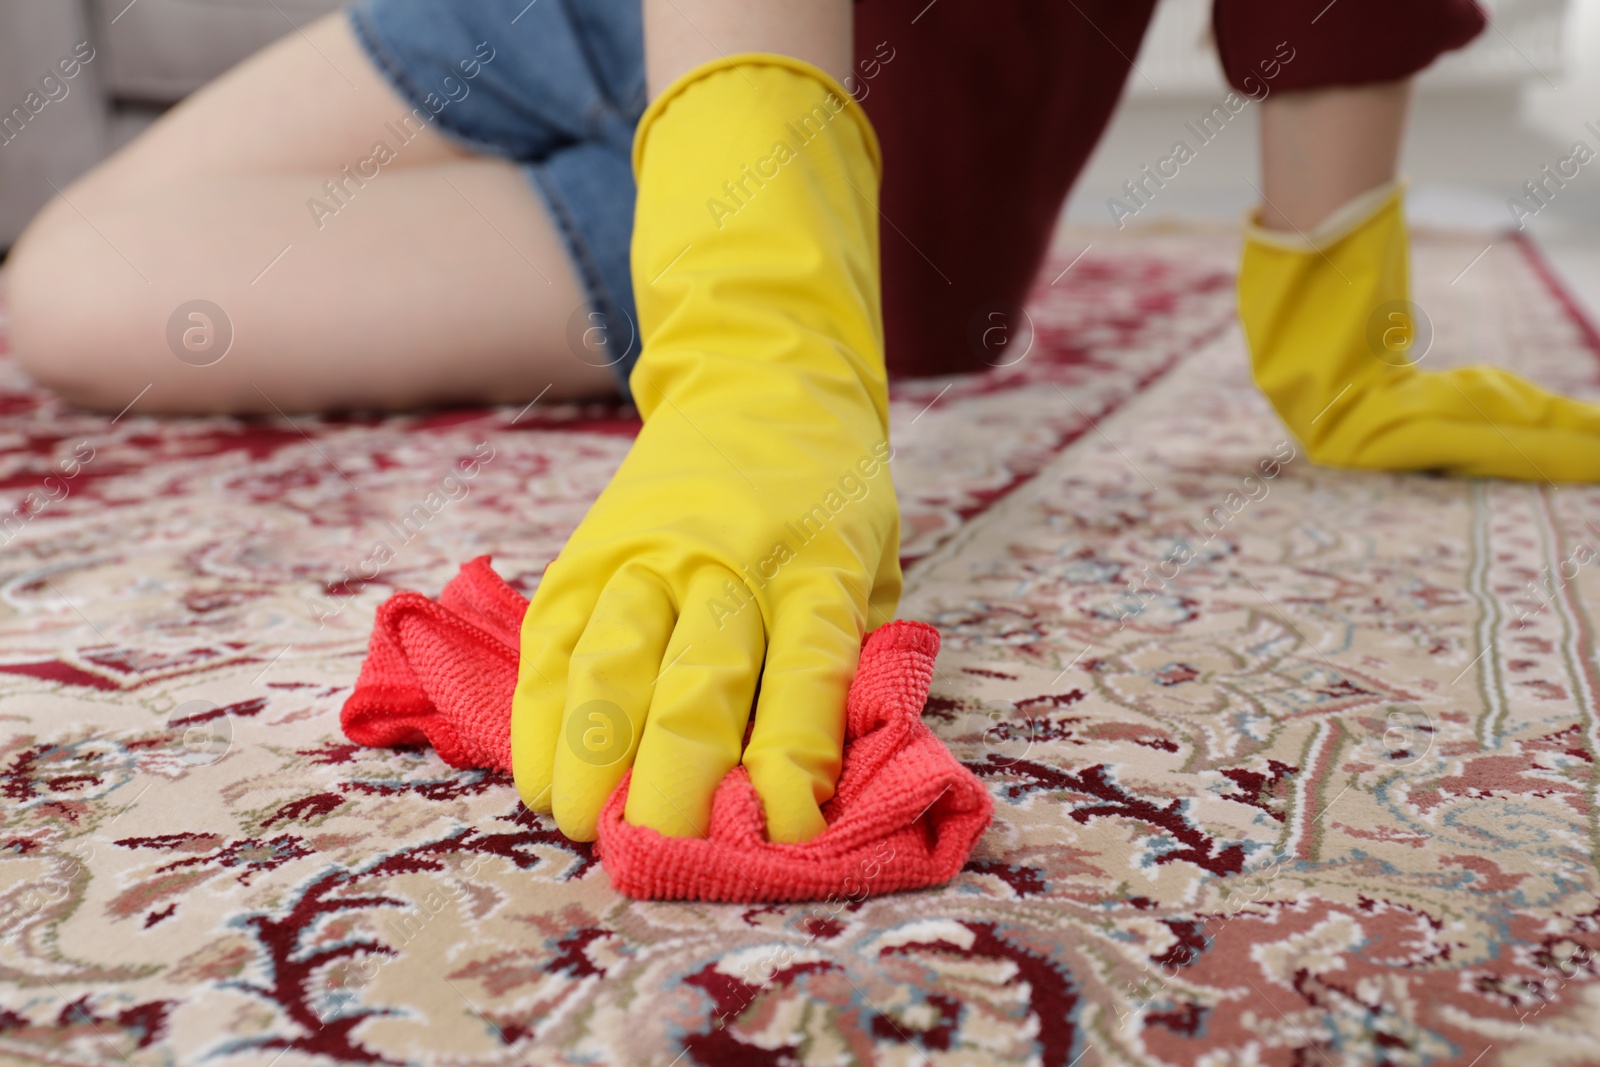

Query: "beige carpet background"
(2, 229), (1598, 1066)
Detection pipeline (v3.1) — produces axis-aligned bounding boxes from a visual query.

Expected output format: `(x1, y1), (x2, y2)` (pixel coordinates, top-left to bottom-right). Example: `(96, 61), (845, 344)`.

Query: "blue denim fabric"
(347, 0), (646, 396)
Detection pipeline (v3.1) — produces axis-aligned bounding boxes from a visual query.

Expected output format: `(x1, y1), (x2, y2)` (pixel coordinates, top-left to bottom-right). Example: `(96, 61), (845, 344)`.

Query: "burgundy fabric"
(857, 0), (1485, 381)
(856, 0), (1160, 379)
(1214, 0), (1487, 95)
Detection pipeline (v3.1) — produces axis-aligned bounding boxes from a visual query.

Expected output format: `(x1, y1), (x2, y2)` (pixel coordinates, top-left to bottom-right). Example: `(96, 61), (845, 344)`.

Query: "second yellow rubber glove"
(1240, 182), (1600, 481)
(510, 55), (901, 844)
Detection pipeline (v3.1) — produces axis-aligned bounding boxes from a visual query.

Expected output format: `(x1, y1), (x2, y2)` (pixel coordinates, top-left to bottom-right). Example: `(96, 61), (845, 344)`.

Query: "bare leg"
(643, 0), (851, 95)
(1258, 80), (1409, 232)
(4, 12), (616, 414)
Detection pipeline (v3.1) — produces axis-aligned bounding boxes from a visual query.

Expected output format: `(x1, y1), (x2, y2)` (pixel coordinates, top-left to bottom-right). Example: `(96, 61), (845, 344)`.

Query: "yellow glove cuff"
(631, 52), (881, 181)
(1242, 179), (1405, 252)
(626, 51), (889, 429)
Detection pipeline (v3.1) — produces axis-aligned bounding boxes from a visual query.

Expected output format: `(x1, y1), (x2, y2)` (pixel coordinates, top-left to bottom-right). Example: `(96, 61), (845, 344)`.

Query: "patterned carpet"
(2, 229), (1599, 1066)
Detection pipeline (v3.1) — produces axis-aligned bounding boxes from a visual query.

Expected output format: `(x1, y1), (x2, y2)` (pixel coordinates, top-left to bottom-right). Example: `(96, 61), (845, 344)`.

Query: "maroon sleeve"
(1213, 0), (1487, 95)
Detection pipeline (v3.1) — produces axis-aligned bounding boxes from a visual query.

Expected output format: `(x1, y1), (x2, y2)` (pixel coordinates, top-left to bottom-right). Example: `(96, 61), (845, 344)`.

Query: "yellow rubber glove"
(1239, 182), (1600, 482)
(510, 54), (901, 844)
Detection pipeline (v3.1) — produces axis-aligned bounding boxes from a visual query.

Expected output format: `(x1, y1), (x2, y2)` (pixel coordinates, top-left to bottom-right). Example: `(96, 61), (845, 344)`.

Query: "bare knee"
(6, 202), (183, 414)
(9, 217), (112, 411)
(10, 237), (295, 416)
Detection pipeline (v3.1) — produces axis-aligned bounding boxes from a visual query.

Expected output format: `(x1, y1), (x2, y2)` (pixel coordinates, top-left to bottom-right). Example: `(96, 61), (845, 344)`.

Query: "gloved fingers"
(743, 580), (868, 844)
(623, 567), (765, 839)
(1442, 366), (1600, 435)
(509, 564), (602, 815)
(866, 523), (904, 631)
(1351, 420), (1600, 482)
(549, 564), (677, 842)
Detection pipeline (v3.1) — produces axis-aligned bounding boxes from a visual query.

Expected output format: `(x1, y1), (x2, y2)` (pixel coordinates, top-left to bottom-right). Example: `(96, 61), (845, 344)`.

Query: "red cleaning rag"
(340, 557), (992, 902)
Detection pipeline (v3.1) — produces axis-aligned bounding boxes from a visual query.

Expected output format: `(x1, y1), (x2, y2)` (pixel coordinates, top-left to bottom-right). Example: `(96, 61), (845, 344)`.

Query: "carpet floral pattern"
(1, 230), (1598, 1066)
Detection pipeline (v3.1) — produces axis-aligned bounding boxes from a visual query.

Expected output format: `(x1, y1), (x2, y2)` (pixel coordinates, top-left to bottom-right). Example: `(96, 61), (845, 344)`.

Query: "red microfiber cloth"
(340, 557), (992, 903)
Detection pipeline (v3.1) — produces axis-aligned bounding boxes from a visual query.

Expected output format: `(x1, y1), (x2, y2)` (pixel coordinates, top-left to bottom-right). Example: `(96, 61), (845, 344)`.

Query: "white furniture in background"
(0, 0), (342, 247)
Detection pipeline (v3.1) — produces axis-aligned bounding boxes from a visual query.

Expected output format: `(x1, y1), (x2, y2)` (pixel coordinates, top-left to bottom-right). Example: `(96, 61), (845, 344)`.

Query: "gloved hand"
(510, 54), (902, 844)
(1239, 182), (1600, 482)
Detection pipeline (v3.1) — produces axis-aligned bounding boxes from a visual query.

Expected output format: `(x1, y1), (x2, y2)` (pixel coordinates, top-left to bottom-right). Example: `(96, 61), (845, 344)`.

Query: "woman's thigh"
(7, 9), (627, 413)
(68, 11), (477, 206)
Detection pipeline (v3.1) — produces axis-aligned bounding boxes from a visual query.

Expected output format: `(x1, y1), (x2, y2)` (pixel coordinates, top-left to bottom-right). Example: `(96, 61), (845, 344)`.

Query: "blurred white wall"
(1523, 0), (1600, 138)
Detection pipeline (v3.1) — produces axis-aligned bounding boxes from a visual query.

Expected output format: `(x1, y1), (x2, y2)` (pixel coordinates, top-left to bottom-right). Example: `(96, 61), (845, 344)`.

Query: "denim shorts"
(346, 0), (646, 397)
